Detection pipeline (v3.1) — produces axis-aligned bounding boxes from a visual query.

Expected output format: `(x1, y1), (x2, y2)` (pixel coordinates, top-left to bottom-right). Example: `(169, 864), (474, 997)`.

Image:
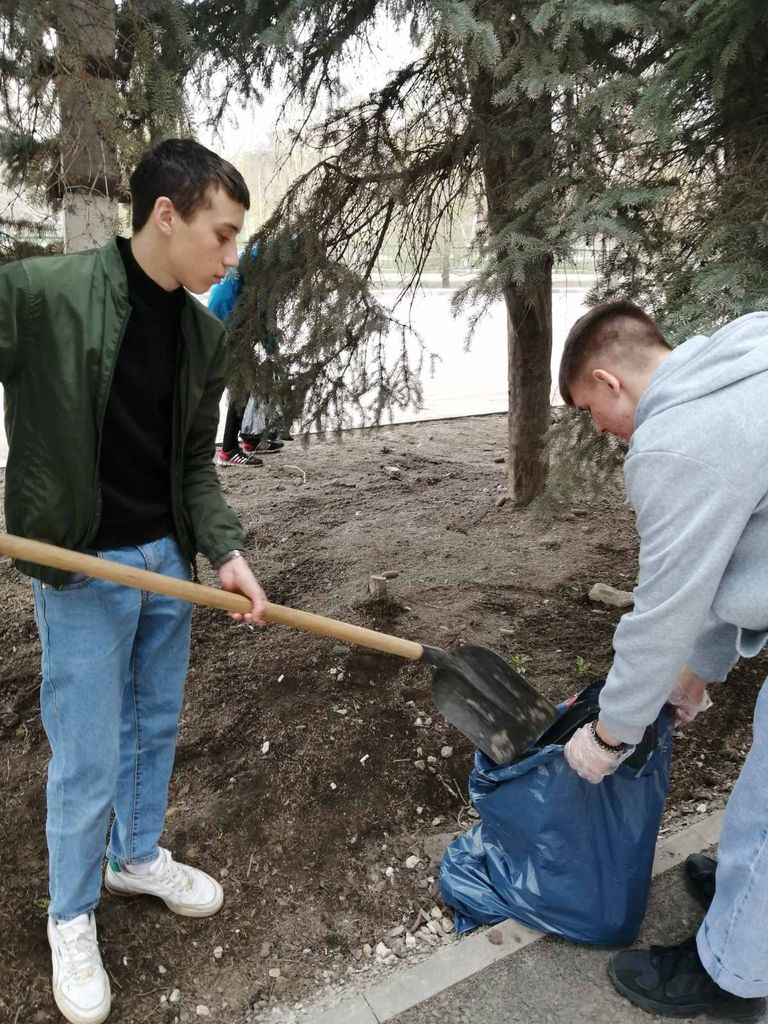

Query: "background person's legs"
(221, 399), (245, 455)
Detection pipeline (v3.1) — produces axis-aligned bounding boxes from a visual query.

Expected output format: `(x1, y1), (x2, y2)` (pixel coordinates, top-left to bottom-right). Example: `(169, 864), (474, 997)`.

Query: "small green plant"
(575, 655), (594, 679)
(33, 895), (50, 918)
(510, 653), (533, 675)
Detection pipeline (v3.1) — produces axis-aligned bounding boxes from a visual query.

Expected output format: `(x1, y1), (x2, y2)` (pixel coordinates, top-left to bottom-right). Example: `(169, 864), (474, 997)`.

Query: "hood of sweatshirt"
(634, 311), (768, 432)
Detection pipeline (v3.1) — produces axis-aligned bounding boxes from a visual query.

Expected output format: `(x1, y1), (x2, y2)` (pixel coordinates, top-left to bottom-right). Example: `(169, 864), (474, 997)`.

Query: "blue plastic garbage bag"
(440, 680), (674, 944)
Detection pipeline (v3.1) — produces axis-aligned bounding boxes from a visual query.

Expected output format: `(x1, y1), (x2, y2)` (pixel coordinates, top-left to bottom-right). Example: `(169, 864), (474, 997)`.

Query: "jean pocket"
(43, 571), (95, 591)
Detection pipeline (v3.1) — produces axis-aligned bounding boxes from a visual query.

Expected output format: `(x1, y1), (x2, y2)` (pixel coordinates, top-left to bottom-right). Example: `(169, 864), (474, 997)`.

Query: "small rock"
(427, 755), (437, 764)
(375, 941), (391, 958)
(426, 920), (441, 934)
(440, 746), (453, 759)
(158, 965), (167, 974)
(169, 989), (181, 1003)
(213, 946), (223, 959)
(260, 941), (273, 958)
(405, 854), (421, 870)
(384, 465), (402, 479)
(261, 741), (270, 754)
(441, 917), (453, 933)
(495, 495), (508, 509)
(493, 456), (505, 463)
(381, 570), (400, 579)
(405, 932), (417, 949)
(413, 760), (425, 771)
(196, 1006), (211, 1017)
(487, 929), (504, 945)
(696, 802), (708, 814)
(385, 866), (395, 878)
(430, 906), (443, 920)
(268, 967), (281, 979)
(362, 943), (373, 957)
(388, 924), (405, 938)
(588, 583), (634, 609)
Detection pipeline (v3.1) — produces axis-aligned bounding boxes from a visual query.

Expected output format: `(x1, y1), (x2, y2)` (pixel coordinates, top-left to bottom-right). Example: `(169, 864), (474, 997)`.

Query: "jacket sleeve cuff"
(597, 710), (648, 747)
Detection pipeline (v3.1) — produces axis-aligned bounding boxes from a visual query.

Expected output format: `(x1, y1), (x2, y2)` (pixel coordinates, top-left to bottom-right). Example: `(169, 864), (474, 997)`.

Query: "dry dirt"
(0, 412), (764, 1023)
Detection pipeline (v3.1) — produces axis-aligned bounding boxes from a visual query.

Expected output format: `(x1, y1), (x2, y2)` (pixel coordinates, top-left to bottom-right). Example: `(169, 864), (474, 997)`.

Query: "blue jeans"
(32, 535), (192, 921)
(697, 676), (768, 997)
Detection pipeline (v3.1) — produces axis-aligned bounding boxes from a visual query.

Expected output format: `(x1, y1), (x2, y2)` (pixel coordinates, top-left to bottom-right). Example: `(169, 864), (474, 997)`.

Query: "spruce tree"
(591, 0), (768, 341)
(0, 0), (193, 250)
(215, 0), (659, 503)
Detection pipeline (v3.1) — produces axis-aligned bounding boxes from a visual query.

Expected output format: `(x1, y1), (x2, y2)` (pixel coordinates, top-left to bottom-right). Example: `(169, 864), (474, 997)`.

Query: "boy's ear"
(592, 368), (621, 394)
(151, 196), (175, 237)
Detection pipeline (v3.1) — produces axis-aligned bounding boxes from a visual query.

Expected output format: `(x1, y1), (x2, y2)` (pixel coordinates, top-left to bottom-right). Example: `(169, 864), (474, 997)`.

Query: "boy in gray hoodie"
(558, 301), (768, 1023)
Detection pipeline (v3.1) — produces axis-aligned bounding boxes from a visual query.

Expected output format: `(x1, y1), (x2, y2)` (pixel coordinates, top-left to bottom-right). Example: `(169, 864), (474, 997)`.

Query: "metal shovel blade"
(424, 644), (559, 764)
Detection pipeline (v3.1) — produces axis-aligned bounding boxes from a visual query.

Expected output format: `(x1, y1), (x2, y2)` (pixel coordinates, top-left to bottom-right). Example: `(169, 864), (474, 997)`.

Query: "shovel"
(0, 533), (559, 763)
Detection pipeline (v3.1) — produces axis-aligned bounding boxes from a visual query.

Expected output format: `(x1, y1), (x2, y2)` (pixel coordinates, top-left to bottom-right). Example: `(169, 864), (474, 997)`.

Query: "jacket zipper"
(87, 310), (130, 543)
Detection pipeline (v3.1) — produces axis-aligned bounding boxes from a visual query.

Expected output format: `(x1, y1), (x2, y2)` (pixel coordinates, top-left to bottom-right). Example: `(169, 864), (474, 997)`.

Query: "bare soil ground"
(0, 412), (764, 1024)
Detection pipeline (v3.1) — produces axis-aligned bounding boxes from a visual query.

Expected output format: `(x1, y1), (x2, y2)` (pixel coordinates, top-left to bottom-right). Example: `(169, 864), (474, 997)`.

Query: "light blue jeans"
(32, 535), (192, 921)
(697, 676), (768, 997)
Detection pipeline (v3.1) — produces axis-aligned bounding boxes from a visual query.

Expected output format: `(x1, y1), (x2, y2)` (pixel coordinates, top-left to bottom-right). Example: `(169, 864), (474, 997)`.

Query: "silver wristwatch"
(213, 549), (244, 569)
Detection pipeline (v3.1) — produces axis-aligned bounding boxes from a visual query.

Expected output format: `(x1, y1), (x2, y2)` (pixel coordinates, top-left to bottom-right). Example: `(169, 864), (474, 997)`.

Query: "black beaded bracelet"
(590, 720), (633, 756)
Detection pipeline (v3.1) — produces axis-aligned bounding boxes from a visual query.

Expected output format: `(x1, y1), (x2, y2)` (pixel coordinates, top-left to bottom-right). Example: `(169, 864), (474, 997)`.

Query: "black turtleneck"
(91, 236), (184, 550)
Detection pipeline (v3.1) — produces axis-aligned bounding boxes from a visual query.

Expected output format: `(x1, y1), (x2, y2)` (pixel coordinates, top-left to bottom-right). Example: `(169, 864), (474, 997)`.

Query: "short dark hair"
(558, 300), (669, 405)
(130, 138), (250, 231)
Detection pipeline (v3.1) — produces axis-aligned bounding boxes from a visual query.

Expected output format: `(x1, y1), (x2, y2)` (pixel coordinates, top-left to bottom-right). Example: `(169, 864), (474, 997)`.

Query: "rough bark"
(56, 0), (120, 251)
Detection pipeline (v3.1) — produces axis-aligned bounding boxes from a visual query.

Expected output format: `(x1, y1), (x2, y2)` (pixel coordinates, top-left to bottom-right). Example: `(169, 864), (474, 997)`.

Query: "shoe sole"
(104, 875), (224, 918)
(52, 990), (111, 1024)
(608, 962), (766, 1022)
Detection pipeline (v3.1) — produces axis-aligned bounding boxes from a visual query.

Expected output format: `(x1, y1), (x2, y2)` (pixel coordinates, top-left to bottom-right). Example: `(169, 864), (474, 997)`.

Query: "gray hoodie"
(599, 311), (768, 744)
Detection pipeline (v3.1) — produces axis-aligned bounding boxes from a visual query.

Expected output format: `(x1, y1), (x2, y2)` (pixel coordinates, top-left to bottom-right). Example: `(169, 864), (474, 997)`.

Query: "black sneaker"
(609, 936), (767, 1022)
(685, 853), (718, 910)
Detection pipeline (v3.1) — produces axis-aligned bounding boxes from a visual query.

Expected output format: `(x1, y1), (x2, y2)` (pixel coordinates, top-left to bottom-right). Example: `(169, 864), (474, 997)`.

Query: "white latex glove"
(564, 723), (635, 785)
(667, 685), (712, 725)
(667, 667), (713, 725)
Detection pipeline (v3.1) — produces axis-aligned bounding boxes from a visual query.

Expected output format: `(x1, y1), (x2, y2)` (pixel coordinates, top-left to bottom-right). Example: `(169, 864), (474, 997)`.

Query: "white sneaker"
(47, 914), (111, 1024)
(104, 847), (224, 917)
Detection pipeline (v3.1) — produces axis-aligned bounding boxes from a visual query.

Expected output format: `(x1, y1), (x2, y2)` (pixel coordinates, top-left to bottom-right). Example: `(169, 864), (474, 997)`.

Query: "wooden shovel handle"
(0, 533), (425, 661)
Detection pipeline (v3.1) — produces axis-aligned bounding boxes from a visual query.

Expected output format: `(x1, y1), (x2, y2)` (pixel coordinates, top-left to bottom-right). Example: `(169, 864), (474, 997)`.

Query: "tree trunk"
(56, 0), (120, 252)
(504, 276), (552, 500)
(468, 38), (554, 504)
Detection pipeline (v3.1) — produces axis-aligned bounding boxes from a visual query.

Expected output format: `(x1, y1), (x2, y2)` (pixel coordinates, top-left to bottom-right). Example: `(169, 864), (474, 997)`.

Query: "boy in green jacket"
(0, 138), (266, 1024)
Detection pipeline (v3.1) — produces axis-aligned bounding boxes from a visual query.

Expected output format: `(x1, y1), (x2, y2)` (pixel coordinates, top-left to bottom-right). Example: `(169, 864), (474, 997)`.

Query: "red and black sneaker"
(217, 447), (263, 467)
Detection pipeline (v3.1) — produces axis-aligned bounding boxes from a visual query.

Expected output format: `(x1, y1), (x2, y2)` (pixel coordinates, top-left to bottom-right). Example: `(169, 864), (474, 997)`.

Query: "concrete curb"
(305, 809), (725, 1024)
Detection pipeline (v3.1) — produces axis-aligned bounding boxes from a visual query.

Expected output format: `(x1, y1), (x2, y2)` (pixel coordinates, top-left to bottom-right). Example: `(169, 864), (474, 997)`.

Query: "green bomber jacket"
(0, 238), (244, 586)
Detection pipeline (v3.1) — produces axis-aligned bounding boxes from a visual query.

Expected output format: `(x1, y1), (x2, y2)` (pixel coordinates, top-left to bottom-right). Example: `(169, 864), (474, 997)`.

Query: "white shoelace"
(155, 852), (195, 896)
(55, 923), (101, 983)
